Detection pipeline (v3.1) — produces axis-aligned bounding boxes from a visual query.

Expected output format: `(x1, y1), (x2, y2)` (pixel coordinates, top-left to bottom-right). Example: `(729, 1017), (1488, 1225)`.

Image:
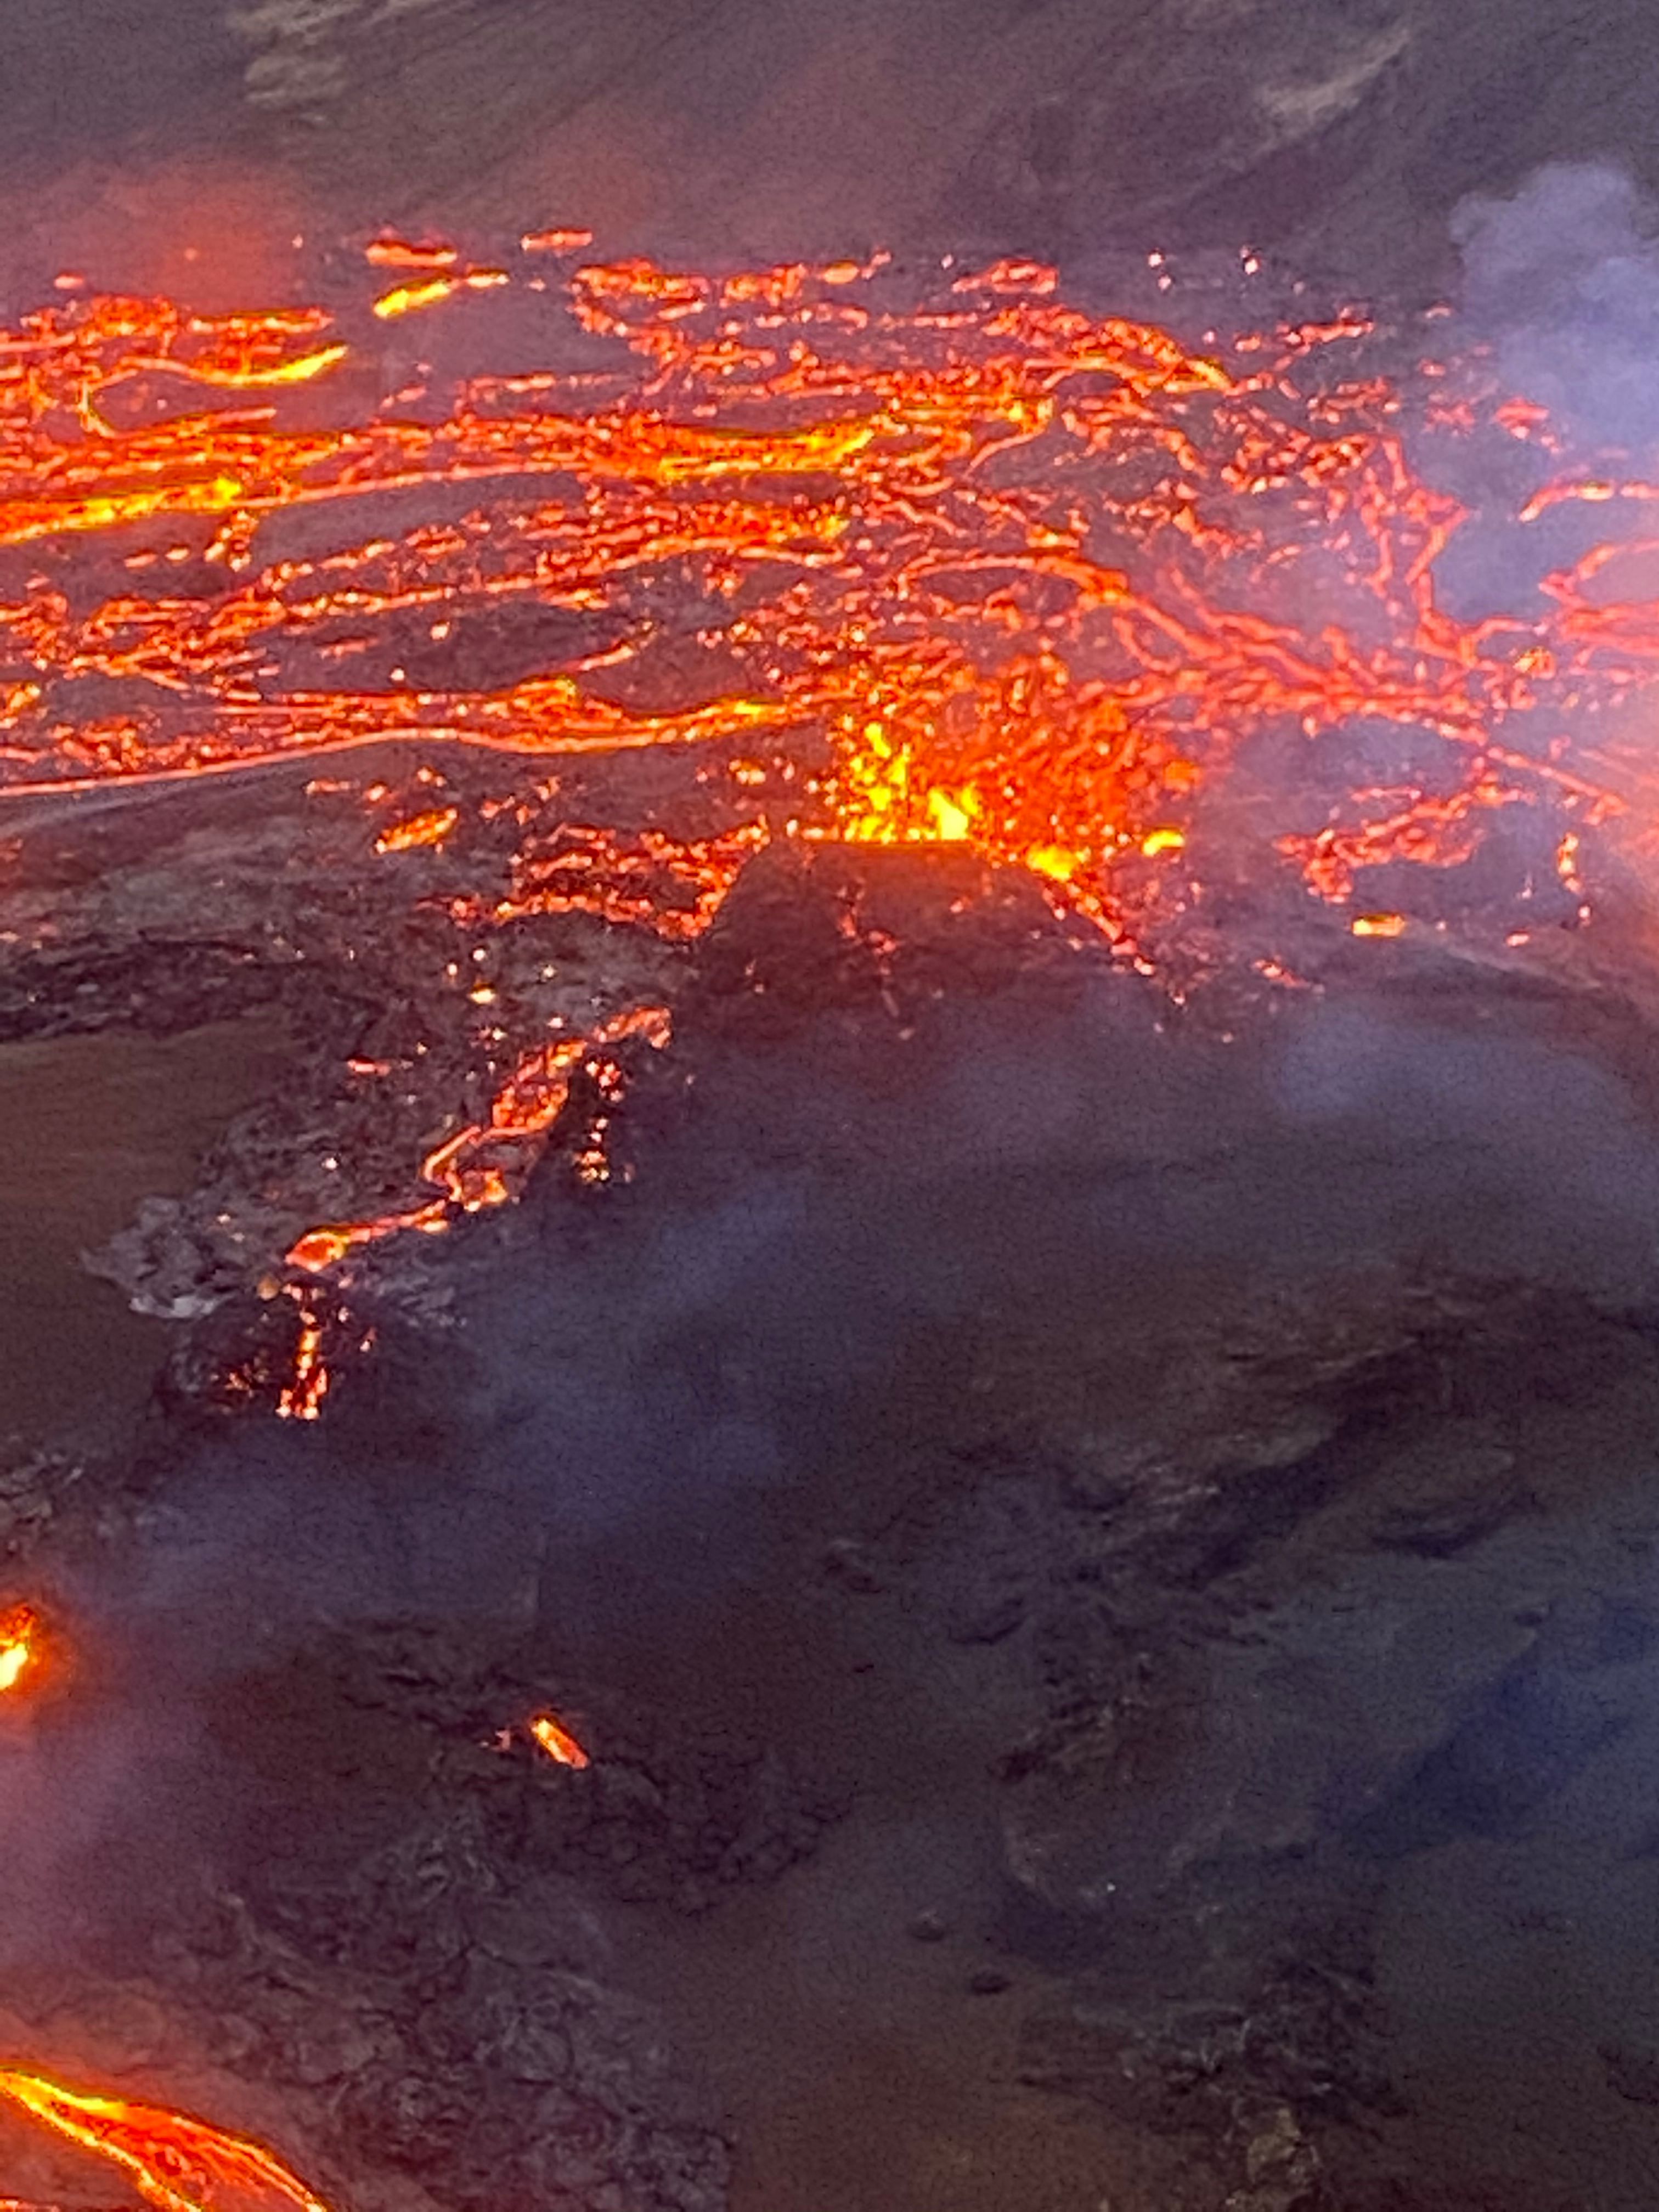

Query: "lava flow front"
(0, 2070), (331, 2212)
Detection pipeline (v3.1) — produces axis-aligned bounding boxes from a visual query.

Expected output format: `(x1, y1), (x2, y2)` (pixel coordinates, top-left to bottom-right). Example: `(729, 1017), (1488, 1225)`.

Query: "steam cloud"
(1454, 162), (1659, 457)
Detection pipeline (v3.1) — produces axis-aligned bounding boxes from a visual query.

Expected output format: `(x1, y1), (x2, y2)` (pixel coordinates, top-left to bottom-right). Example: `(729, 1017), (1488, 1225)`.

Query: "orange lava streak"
(373, 805), (458, 853)
(364, 236), (458, 270)
(285, 1201), (448, 1273)
(419, 1000), (673, 1206)
(528, 1713), (590, 1769)
(282, 1001), (672, 1297)
(0, 2069), (332, 2212)
(274, 1291), (330, 1422)
(475, 823), (767, 942)
(371, 277), (459, 320)
(1277, 772), (1519, 902)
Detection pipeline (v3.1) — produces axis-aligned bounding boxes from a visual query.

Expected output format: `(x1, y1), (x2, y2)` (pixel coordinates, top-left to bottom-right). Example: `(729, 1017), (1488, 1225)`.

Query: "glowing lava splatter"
(528, 1711), (591, 1769)
(0, 1605), (40, 1694)
(0, 2068), (332, 2212)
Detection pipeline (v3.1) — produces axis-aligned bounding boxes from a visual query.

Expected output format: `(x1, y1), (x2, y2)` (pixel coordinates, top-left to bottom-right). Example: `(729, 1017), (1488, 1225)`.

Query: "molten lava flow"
(0, 1604), (40, 1693)
(6, 233), (1658, 1410)
(0, 250), (1633, 889)
(280, 1000), (673, 1299)
(274, 1293), (329, 1423)
(0, 2069), (332, 2212)
(529, 1712), (590, 1769)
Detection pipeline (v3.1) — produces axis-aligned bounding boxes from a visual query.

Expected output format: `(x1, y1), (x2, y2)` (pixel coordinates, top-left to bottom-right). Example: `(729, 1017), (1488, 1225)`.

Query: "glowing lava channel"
(0, 2069), (332, 2212)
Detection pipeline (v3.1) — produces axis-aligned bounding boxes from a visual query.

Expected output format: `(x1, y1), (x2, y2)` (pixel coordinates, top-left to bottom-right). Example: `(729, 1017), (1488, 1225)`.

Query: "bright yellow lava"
(0, 1605), (37, 1694)
(0, 2068), (333, 2212)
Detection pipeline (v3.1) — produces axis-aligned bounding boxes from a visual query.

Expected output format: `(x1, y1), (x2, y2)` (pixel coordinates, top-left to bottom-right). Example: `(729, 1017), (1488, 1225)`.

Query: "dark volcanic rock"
(688, 840), (1084, 1040)
(174, 1813), (730, 2212)
(977, 1283), (1659, 2196)
(1363, 1426), (1525, 1556)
